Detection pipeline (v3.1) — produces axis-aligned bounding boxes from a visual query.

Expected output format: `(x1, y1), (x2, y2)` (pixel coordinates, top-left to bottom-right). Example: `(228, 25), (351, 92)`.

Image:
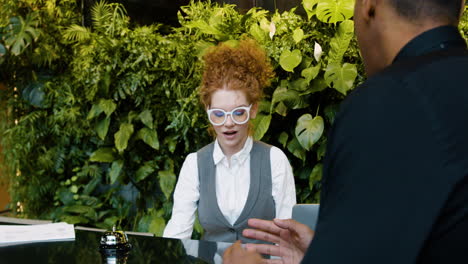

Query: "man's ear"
(358, 0), (377, 23)
(250, 103), (259, 119)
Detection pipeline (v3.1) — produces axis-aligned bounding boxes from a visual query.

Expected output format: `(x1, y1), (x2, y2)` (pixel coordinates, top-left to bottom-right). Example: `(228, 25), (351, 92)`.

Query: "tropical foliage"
(1, 0), (467, 237)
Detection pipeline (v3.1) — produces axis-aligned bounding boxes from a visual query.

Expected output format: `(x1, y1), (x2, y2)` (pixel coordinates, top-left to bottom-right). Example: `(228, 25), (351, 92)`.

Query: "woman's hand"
(242, 218), (314, 264)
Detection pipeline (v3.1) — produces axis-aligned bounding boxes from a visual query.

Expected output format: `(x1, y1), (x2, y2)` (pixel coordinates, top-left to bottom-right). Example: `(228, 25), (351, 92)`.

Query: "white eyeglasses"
(207, 104), (252, 126)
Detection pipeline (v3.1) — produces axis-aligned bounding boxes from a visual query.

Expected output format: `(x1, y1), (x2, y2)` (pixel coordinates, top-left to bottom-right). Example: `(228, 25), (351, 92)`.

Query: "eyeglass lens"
(209, 108), (249, 125)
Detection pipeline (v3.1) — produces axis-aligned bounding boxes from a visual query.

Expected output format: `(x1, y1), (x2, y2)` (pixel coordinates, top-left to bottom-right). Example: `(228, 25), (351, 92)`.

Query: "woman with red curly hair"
(163, 39), (296, 243)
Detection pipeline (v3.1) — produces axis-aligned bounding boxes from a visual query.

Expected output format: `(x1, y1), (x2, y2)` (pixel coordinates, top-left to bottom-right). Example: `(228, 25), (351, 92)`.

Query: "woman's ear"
(250, 103), (259, 119)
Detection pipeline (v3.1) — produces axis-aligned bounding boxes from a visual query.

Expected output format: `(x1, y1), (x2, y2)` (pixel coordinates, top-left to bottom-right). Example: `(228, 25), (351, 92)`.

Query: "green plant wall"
(1, 0), (467, 236)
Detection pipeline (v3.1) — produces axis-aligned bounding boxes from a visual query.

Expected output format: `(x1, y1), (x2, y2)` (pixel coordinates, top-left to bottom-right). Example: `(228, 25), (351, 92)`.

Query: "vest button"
(229, 228), (235, 233)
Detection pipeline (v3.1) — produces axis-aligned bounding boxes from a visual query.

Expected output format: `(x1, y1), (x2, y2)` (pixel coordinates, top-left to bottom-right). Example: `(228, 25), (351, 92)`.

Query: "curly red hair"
(200, 39), (274, 108)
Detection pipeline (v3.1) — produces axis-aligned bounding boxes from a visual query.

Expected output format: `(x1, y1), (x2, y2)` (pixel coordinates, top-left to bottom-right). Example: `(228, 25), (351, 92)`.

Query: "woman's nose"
(224, 114), (235, 126)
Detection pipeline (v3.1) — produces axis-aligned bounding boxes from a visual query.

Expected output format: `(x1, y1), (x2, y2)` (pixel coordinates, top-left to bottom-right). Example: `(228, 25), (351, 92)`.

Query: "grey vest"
(197, 141), (275, 243)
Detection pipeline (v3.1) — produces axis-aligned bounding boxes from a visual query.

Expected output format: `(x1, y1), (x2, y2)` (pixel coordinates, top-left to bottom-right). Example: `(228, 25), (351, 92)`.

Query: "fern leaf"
(63, 25), (91, 42)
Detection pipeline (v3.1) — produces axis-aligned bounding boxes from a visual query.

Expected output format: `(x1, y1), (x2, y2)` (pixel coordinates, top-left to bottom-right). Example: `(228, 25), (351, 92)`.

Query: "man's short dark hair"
(388, 0), (464, 24)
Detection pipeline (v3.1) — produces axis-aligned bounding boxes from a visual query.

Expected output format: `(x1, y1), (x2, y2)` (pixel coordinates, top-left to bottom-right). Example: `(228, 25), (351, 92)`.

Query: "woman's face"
(208, 89), (257, 156)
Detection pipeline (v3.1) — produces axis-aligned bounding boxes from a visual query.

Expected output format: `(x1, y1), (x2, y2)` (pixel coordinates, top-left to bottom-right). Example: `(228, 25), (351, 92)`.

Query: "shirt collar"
(213, 137), (253, 166)
(393, 25), (467, 64)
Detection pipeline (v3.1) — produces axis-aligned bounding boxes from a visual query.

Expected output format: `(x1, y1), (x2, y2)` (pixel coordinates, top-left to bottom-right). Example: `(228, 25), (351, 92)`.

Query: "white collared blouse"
(163, 137), (296, 239)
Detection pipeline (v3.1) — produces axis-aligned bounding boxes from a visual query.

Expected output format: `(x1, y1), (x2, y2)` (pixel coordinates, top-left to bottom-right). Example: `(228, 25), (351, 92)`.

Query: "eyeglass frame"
(206, 104), (253, 126)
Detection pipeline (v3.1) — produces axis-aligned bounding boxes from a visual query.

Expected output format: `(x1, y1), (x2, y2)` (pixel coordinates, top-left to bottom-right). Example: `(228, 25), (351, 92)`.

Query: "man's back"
(305, 26), (468, 263)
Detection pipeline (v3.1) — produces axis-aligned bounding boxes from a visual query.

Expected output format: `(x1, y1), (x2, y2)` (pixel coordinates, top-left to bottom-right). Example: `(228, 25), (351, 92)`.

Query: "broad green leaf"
(138, 110), (154, 129)
(279, 49), (302, 72)
(223, 39), (239, 48)
(127, 111), (139, 123)
(194, 40), (215, 59)
(275, 102), (288, 116)
(90, 148), (115, 163)
(137, 127), (159, 150)
(186, 20), (224, 38)
(252, 114), (271, 140)
(295, 114), (324, 151)
(193, 214), (204, 235)
(302, 64), (321, 83)
(4, 14), (41, 56)
(309, 163), (323, 190)
(301, 77), (329, 96)
(317, 139), (327, 160)
(328, 20), (354, 63)
(287, 137), (306, 161)
(293, 28), (304, 43)
(87, 104), (103, 120)
(96, 117), (110, 140)
(60, 215), (89, 225)
(316, 0), (354, 24)
(164, 137), (177, 153)
(303, 0), (320, 19)
(114, 123), (134, 153)
(83, 175), (101, 195)
(289, 78), (309, 92)
(258, 100), (272, 114)
(149, 216), (166, 237)
(22, 82), (45, 108)
(159, 170), (176, 200)
(259, 17), (270, 32)
(99, 71), (111, 96)
(64, 204), (94, 214)
(136, 214), (151, 232)
(324, 62), (357, 95)
(135, 164), (155, 182)
(272, 87), (307, 109)
(70, 185), (78, 193)
(99, 99), (116, 117)
(109, 160), (123, 184)
(103, 216), (119, 229)
(278, 132), (289, 148)
(249, 23), (267, 43)
(57, 188), (74, 205)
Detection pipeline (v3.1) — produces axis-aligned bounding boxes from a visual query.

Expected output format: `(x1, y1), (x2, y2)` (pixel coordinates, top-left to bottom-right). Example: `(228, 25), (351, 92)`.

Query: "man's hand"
(243, 218), (314, 264)
(223, 241), (263, 264)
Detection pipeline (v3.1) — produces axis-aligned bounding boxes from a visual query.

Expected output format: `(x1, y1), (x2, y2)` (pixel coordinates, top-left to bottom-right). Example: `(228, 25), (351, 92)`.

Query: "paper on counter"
(0, 222), (75, 246)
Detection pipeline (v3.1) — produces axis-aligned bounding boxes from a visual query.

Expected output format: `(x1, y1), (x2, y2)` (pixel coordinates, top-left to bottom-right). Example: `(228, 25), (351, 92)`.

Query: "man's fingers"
(243, 228), (281, 244)
(273, 218), (313, 235)
(248, 218), (284, 234)
(245, 243), (282, 257)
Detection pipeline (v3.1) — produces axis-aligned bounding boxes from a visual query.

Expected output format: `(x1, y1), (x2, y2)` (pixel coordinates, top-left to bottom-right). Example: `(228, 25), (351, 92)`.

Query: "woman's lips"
(223, 130), (238, 139)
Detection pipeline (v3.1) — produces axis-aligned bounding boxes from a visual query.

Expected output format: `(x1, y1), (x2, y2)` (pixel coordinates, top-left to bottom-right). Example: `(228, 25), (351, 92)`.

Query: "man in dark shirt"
(223, 0), (468, 263)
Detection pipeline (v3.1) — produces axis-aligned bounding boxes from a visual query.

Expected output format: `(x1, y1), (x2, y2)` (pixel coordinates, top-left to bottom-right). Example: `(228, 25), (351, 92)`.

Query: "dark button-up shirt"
(303, 26), (468, 263)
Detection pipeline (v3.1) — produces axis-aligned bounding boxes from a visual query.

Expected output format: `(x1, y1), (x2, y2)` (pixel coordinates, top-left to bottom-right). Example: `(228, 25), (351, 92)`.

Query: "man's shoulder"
(343, 48), (468, 114)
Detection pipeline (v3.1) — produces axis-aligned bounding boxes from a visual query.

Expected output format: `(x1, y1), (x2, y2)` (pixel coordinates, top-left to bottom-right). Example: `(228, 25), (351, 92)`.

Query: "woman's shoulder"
(269, 145), (289, 162)
(254, 141), (288, 161)
(182, 152), (198, 168)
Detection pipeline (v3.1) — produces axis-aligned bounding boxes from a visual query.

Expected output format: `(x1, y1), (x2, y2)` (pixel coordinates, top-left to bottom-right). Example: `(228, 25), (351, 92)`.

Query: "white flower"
(314, 42), (323, 62)
(269, 21), (276, 40)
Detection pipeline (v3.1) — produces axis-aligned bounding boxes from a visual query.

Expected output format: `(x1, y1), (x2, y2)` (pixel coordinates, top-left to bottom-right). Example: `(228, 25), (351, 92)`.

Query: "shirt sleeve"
(163, 153), (199, 239)
(304, 79), (454, 263)
(270, 146), (297, 219)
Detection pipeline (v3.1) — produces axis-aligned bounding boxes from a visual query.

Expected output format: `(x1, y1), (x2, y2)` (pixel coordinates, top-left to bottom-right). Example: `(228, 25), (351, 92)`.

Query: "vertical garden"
(0, 0), (467, 236)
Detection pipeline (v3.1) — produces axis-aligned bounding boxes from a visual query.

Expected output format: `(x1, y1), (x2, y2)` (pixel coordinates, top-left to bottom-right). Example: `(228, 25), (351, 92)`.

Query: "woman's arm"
(270, 147), (297, 219)
(163, 153), (200, 239)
